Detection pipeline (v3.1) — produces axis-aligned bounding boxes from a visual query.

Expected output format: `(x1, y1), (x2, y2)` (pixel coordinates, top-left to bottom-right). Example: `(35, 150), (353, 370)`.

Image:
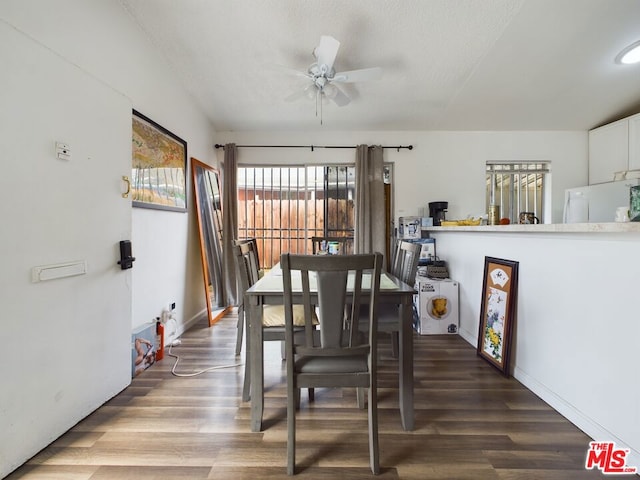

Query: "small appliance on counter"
(428, 201), (448, 226)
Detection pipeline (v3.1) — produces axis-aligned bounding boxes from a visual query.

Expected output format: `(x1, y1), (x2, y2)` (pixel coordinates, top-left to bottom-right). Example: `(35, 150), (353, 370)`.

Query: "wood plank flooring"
(7, 311), (626, 479)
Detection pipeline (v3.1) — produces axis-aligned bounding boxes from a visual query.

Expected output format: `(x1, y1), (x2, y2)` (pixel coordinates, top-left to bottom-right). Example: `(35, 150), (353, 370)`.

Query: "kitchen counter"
(425, 222), (640, 467)
(423, 222), (640, 233)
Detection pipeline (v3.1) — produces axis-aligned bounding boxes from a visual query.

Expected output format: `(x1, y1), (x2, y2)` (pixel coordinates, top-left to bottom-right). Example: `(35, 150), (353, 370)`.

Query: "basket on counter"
(440, 218), (482, 226)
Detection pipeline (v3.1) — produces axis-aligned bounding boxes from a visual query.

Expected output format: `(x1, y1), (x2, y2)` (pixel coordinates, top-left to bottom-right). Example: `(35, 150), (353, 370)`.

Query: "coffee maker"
(429, 201), (448, 226)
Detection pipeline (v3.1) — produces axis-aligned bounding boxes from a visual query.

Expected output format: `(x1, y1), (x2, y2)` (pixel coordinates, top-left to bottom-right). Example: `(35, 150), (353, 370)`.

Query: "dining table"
(245, 262), (417, 432)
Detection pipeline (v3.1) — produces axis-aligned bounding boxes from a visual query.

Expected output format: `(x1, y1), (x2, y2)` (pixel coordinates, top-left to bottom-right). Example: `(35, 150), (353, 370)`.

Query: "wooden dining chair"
(281, 252), (383, 475)
(310, 236), (348, 255)
(233, 242), (317, 402)
(360, 240), (421, 358)
(234, 238), (259, 356)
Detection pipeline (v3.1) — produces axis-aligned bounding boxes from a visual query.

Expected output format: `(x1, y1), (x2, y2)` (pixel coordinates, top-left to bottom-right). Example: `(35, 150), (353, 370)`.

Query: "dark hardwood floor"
(7, 311), (627, 479)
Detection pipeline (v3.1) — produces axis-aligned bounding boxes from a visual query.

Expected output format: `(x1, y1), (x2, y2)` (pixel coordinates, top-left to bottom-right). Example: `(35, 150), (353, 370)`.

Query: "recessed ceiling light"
(615, 40), (640, 64)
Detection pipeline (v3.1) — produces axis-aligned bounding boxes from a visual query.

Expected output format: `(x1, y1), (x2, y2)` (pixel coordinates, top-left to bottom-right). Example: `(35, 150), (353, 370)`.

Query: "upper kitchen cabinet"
(629, 114), (640, 172)
(588, 113), (640, 185)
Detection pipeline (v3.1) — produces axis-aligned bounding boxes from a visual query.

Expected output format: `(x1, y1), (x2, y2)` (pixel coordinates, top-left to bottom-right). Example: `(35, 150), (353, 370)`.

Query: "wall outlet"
(170, 302), (176, 310)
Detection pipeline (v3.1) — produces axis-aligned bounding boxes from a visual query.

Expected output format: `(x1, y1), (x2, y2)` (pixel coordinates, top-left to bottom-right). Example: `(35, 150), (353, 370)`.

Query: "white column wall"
(431, 229), (640, 470)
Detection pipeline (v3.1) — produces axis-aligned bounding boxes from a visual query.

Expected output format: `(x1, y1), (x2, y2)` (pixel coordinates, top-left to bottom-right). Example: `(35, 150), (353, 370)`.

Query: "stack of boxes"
(398, 216), (459, 335)
(413, 276), (459, 335)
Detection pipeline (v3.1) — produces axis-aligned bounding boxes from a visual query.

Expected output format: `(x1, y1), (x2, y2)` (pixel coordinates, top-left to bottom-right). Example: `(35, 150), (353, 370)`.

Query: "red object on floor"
(156, 321), (165, 361)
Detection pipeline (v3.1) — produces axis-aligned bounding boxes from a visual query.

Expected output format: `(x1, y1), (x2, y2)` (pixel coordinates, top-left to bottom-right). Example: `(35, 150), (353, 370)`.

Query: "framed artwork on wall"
(131, 109), (187, 212)
(477, 256), (519, 376)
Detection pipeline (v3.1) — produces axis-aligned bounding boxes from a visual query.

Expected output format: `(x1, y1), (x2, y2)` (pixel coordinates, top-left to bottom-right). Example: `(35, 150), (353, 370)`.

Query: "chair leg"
(368, 379), (380, 474)
(357, 387), (366, 409)
(242, 310), (251, 402)
(235, 304), (244, 356)
(390, 331), (399, 358)
(294, 387), (301, 409)
(287, 381), (296, 474)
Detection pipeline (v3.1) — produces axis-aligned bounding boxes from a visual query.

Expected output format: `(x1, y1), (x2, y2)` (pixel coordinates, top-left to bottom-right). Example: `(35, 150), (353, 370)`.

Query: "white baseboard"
(457, 332), (639, 474)
(513, 366), (640, 474)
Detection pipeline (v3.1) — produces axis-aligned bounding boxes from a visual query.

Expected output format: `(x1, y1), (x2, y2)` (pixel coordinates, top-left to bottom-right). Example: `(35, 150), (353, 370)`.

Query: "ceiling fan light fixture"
(615, 40), (640, 64)
(281, 35), (380, 123)
(322, 84), (338, 99)
(304, 84), (317, 100)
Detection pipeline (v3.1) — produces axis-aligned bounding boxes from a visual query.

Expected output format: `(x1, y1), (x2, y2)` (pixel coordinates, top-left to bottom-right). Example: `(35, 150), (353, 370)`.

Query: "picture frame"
(131, 109), (187, 212)
(477, 256), (519, 376)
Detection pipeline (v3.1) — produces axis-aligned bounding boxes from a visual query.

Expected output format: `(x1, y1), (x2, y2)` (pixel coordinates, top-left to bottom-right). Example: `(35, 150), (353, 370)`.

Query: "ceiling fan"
(283, 35), (382, 124)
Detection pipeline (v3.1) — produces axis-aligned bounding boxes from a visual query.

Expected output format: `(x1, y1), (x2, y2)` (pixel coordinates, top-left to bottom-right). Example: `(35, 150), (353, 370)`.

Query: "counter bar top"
(422, 222), (640, 233)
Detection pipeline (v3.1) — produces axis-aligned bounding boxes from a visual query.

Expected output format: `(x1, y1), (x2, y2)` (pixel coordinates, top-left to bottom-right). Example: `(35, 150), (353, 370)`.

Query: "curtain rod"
(214, 143), (413, 152)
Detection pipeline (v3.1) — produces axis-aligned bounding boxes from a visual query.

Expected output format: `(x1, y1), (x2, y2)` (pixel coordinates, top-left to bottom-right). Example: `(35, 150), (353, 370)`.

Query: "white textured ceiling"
(120, 0), (640, 132)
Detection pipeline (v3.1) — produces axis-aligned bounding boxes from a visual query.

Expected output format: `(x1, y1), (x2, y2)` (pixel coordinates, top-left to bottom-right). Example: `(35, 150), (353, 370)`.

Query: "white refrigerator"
(563, 179), (639, 223)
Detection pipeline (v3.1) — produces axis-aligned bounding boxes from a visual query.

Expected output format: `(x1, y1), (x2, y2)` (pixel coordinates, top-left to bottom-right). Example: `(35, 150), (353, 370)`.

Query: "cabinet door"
(588, 118), (629, 184)
(628, 113), (640, 171)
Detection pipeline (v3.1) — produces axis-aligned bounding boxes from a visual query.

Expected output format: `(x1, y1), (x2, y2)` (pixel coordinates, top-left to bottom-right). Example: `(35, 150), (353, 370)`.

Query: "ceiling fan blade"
(284, 89), (307, 102)
(330, 86), (351, 107)
(273, 64), (312, 79)
(285, 84), (317, 102)
(332, 67), (382, 83)
(314, 35), (340, 74)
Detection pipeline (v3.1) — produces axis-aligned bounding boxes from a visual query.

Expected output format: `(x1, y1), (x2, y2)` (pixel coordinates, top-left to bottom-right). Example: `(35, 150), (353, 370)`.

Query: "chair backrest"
(235, 238), (260, 271)
(391, 240), (421, 285)
(310, 236), (348, 255)
(233, 240), (261, 293)
(281, 253), (383, 357)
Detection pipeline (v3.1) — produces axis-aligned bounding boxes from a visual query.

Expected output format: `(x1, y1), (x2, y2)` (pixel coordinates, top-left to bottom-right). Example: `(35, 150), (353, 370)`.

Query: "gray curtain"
(221, 143), (238, 306)
(354, 145), (385, 260)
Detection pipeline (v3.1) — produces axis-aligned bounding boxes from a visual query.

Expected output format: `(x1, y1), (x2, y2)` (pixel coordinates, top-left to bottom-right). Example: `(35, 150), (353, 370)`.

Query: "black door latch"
(117, 240), (136, 270)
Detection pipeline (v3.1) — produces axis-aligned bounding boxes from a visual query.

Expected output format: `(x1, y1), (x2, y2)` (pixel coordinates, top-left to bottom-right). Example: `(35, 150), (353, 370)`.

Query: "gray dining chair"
(281, 252), (383, 475)
(310, 236), (349, 255)
(362, 240), (420, 358)
(234, 238), (260, 356)
(234, 241), (317, 402)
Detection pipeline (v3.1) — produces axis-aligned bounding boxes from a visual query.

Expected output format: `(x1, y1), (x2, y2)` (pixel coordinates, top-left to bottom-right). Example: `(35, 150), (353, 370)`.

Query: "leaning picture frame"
(477, 256), (519, 376)
(131, 109), (187, 212)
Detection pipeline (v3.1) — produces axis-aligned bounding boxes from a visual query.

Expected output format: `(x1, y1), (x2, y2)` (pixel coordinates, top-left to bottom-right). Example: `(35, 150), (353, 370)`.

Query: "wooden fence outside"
(238, 198), (354, 267)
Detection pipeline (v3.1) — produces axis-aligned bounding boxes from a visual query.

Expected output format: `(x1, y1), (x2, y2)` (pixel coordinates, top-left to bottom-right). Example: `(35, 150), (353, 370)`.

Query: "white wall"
(430, 229), (640, 470)
(0, 1), (216, 476)
(0, 0), (217, 332)
(218, 130), (588, 224)
(0, 17), (132, 477)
